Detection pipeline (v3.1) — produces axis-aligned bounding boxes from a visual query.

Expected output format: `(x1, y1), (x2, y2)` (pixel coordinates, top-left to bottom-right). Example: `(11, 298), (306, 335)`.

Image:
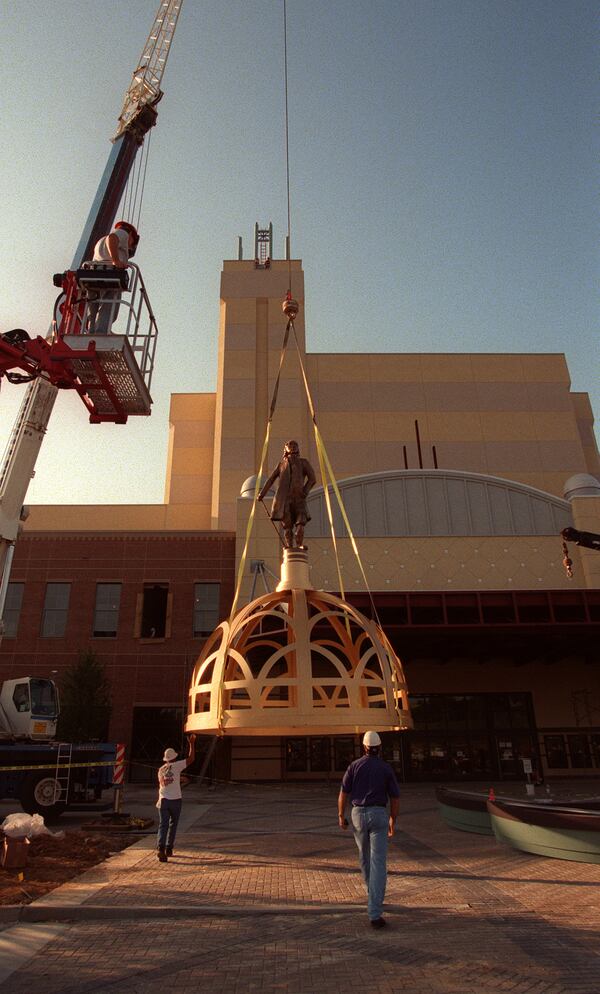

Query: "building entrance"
(284, 735), (358, 779)
(280, 693), (537, 783)
(399, 692), (538, 781)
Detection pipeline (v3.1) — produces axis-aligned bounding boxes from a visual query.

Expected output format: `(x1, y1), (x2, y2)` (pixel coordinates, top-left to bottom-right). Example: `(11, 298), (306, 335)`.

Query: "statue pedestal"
(276, 547), (312, 591)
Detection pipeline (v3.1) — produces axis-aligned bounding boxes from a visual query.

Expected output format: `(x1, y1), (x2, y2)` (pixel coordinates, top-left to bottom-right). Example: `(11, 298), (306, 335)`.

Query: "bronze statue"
(258, 440), (316, 548)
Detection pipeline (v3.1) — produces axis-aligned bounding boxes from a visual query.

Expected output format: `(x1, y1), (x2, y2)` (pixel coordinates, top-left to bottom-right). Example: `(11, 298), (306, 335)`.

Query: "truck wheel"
(20, 774), (67, 819)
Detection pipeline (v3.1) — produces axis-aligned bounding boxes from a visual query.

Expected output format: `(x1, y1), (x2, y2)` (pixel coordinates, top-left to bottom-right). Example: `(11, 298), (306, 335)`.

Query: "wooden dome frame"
(186, 579), (411, 737)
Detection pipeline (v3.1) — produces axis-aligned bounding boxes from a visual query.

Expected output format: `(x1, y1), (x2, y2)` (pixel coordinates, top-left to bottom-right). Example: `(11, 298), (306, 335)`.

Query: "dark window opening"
(516, 594), (551, 624)
(141, 584), (168, 638)
(551, 593), (587, 623)
(480, 594), (516, 624)
(409, 596), (444, 625)
(446, 595), (480, 625)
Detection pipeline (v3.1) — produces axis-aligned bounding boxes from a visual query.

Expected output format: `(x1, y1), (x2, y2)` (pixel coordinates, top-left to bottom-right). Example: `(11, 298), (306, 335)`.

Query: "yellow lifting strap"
(228, 321), (291, 625)
(289, 322), (380, 624)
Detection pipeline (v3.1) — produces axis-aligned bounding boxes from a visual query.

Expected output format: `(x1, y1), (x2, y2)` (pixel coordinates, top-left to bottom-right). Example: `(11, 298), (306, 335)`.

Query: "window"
(41, 583), (71, 637)
(2, 582), (24, 638)
(544, 734), (568, 769)
(93, 583), (121, 638)
(567, 734), (592, 769)
(12, 682), (30, 713)
(134, 583), (171, 639)
(30, 679), (59, 718)
(193, 582), (220, 637)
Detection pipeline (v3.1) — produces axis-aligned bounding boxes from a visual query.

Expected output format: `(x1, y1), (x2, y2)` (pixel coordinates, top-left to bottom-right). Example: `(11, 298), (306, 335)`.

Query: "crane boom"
(0, 0), (185, 618)
(115, 0), (183, 139)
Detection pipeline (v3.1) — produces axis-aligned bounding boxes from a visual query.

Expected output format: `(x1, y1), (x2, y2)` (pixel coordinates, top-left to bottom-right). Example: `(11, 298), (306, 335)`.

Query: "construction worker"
(338, 730), (400, 929)
(156, 733), (196, 862)
(86, 221), (139, 334)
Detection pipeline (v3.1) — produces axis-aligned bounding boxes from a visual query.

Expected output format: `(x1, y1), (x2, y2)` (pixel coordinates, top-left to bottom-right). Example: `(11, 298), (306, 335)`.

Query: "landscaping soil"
(0, 830), (140, 905)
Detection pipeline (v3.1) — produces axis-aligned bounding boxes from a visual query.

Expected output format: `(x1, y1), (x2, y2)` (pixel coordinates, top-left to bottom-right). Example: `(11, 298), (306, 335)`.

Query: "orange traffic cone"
(488, 787), (496, 802)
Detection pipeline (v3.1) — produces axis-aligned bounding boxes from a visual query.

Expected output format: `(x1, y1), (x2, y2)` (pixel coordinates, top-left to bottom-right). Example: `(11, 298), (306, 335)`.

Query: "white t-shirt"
(157, 758), (187, 800)
(93, 228), (130, 265)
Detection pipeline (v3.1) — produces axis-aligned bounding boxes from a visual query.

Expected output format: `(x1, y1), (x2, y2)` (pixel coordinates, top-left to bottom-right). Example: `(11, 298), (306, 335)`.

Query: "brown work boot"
(157, 847), (168, 862)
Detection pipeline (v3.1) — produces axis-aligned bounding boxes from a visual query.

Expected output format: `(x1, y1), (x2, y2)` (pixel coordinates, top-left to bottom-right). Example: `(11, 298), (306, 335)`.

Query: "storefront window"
(567, 735), (592, 769)
(409, 738), (428, 774)
(446, 696), (468, 731)
(491, 695), (511, 729)
(333, 737), (356, 771)
(425, 697), (445, 730)
(309, 738), (331, 772)
(466, 695), (487, 730)
(449, 741), (470, 777)
(428, 740), (449, 774)
(408, 695), (428, 729)
(469, 737), (492, 775)
(285, 738), (307, 773)
(544, 734), (568, 769)
(508, 695), (530, 728)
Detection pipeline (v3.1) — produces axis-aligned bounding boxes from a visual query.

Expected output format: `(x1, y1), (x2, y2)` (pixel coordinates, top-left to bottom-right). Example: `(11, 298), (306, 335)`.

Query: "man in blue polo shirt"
(339, 730), (400, 929)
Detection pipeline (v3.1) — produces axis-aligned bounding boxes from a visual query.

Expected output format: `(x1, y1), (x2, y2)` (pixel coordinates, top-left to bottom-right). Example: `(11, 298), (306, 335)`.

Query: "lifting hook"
(282, 292), (299, 321)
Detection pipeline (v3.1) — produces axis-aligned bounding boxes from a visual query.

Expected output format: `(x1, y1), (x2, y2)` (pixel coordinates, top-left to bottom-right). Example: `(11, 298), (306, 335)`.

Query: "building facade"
(2, 240), (599, 784)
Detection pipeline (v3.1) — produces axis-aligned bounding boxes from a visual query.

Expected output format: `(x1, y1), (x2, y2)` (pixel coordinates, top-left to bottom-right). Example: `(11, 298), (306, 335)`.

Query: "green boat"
(435, 787), (493, 835)
(488, 798), (600, 863)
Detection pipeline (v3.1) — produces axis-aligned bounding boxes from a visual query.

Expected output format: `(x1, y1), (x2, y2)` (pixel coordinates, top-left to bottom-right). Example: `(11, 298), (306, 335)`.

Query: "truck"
(0, 676), (116, 819)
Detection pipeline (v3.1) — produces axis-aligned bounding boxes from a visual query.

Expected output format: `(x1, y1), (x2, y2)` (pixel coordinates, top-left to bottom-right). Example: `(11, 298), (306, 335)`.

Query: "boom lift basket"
(52, 262), (158, 423)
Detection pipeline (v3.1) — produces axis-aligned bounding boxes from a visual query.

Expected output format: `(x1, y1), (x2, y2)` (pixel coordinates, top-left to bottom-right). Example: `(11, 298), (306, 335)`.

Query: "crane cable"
(121, 129), (152, 228)
(283, 0), (293, 295)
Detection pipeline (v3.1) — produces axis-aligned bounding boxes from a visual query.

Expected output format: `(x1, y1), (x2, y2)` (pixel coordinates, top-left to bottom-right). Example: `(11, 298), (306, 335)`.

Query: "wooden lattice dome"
(186, 550), (411, 736)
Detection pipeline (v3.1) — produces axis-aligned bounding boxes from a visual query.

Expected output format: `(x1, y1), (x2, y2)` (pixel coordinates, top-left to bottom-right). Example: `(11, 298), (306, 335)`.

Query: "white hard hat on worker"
(362, 730), (381, 748)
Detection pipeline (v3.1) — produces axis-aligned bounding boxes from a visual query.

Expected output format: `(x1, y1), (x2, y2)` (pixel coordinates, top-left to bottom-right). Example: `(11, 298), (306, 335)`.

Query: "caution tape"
(0, 759), (117, 774)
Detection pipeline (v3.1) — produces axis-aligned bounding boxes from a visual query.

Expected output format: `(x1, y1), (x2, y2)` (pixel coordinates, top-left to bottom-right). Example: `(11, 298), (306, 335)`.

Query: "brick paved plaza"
(1, 783), (599, 993)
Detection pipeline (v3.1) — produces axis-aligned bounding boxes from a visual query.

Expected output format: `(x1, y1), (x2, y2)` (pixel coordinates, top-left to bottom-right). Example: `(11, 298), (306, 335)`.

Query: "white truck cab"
(0, 678), (59, 741)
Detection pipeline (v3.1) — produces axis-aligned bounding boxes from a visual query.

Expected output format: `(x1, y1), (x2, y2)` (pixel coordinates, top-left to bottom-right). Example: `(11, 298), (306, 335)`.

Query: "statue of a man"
(258, 440), (316, 549)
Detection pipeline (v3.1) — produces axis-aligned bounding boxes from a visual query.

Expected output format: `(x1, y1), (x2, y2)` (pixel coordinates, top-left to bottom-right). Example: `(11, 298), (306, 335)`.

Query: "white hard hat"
(362, 730), (381, 747)
(163, 747), (177, 762)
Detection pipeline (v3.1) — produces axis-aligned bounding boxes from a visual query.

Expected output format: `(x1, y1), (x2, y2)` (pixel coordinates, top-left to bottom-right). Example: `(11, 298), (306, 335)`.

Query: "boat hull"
(488, 799), (600, 864)
(436, 788), (492, 835)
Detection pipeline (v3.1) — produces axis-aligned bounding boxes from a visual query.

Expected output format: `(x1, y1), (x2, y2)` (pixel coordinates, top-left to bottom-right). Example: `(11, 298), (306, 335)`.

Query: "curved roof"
(305, 469), (572, 538)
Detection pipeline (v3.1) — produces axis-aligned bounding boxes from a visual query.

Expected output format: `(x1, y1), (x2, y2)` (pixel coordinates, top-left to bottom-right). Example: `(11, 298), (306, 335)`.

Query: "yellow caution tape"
(0, 760), (118, 773)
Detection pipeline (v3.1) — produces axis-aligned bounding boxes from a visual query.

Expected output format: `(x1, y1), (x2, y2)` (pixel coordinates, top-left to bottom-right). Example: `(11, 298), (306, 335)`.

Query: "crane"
(0, 0), (184, 628)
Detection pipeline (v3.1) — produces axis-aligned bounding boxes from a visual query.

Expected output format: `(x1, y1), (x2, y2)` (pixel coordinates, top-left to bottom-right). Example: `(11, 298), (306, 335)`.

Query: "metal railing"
(54, 261), (158, 394)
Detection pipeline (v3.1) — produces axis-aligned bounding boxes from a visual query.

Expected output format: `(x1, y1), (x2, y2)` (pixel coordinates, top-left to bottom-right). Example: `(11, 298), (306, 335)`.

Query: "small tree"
(57, 649), (112, 742)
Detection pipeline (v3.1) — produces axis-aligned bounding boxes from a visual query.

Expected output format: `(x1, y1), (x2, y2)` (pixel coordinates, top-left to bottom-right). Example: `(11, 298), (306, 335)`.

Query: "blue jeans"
(351, 805), (389, 920)
(157, 798), (182, 849)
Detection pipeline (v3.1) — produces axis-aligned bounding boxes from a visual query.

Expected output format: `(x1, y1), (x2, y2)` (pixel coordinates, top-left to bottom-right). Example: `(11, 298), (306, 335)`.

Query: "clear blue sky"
(0, 1), (597, 504)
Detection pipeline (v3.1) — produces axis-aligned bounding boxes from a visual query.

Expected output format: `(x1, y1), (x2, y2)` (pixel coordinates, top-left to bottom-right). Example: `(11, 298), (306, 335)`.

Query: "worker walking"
(86, 220), (139, 334)
(338, 730), (400, 929)
(156, 733), (196, 862)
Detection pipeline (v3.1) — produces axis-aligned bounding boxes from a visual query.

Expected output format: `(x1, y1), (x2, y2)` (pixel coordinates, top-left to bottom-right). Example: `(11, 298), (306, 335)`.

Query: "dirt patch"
(0, 830), (140, 905)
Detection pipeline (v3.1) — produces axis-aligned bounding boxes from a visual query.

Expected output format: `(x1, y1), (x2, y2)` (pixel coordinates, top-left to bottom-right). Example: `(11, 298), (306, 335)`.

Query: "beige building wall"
(162, 257), (597, 533)
(164, 393), (215, 529)
(302, 352), (590, 499)
(235, 495), (585, 598)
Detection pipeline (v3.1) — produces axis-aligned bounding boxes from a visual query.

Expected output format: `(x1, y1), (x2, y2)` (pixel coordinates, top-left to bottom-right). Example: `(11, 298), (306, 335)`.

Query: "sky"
(0, 0), (597, 506)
